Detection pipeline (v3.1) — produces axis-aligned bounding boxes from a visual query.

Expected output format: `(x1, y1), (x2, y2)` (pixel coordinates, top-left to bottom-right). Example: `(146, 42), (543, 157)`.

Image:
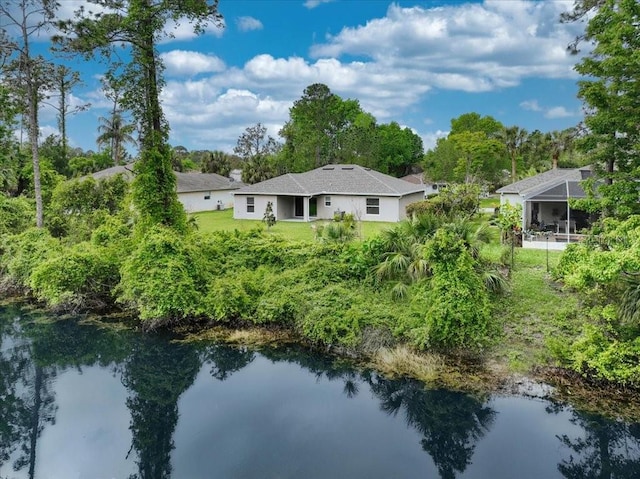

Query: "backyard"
(191, 208), (394, 241)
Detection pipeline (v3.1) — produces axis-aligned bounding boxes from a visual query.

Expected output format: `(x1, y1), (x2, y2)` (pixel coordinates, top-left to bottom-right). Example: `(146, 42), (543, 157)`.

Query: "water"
(1, 304), (639, 479)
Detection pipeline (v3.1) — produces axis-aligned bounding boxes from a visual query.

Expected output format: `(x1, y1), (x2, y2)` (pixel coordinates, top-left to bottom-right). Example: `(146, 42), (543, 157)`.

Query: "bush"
(0, 228), (60, 288)
(30, 242), (120, 310)
(0, 194), (34, 235)
(117, 226), (210, 327)
(400, 230), (492, 350)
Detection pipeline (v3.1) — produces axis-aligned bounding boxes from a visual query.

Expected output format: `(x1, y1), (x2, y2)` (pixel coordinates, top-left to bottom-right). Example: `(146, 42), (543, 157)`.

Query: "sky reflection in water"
(1, 305), (639, 479)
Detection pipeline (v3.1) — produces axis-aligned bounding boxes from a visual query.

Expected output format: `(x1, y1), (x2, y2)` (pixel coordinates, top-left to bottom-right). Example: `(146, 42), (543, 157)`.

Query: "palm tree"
(96, 111), (136, 166)
(548, 128), (575, 169)
(498, 126), (528, 182)
(201, 150), (231, 176)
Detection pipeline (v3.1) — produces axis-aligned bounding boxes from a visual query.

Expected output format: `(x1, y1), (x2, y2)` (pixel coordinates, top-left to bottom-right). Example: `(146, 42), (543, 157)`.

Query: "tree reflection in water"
(366, 374), (495, 479)
(552, 404), (640, 479)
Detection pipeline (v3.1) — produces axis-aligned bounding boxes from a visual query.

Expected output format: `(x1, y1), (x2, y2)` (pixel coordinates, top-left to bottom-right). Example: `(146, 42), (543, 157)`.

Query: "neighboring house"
(400, 173), (447, 197)
(90, 164), (242, 213)
(495, 166), (592, 233)
(233, 164), (425, 222)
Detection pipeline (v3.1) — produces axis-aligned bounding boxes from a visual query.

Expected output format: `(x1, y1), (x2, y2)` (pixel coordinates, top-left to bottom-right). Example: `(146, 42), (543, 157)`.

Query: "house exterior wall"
(234, 193), (419, 222)
(399, 192), (426, 220)
(233, 194), (278, 220)
(179, 190), (235, 213)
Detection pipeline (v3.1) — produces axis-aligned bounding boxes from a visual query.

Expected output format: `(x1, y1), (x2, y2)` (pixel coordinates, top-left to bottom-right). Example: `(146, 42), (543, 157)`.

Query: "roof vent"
(341, 166), (354, 170)
(322, 166), (335, 170)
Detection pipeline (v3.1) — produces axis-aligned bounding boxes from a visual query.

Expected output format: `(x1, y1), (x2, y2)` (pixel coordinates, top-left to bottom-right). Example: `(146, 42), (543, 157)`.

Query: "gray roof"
(89, 164), (241, 193)
(496, 167), (591, 200)
(175, 172), (241, 193)
(234, 165), (425, 197)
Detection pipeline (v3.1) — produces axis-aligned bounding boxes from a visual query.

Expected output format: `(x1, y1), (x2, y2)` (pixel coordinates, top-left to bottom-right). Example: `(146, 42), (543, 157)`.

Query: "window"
(204, 193), (211, 200)
(247, 197), (255, 213)
(366, 197), (379, 215)
(325, 196), (331, 207)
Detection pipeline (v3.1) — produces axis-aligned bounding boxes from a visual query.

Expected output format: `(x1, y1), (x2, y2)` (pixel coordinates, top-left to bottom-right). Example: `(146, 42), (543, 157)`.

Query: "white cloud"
(161, 50), (226, 76)
(421, 130), (449, 151)
(520, 100), (576, 118)
(236, 16), (263, 32)
(304, 0), (335, 9)
(520, 100), (543, 112)
(545, 106), (574, 119)
(310, 1), (585, 91)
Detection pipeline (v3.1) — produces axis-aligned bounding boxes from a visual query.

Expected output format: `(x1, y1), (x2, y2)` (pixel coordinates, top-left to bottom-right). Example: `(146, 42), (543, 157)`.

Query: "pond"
(1, 303), (639, 479)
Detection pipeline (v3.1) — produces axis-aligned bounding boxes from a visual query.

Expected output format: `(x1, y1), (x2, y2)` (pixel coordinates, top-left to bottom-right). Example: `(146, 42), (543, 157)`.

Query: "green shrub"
(204, 268), (267, 323)
(0, 194), (34, 235)
(117, 226), (210, 327)
(30, 242), (120, 310)
(401, 229), (492, 350)
(0, 228), (60, 287)
(569, 324), (640, 387)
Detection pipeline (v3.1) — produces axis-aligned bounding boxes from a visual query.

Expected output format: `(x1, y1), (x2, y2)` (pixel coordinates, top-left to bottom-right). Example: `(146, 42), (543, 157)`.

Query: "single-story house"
(233, 164), (425, 222)
(90, 164), (243, 213)
(495, 166), (593, 233)
(400, 173), (448, 197)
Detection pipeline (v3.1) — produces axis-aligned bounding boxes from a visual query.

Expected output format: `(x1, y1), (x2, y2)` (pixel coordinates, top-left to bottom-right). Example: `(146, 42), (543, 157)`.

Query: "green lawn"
(191, 208), (393, 241)
(479, 195), (500, 209)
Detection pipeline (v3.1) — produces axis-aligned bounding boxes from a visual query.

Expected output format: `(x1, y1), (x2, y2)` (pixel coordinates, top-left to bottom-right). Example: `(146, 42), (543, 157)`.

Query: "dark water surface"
(1, 304), (639, 479)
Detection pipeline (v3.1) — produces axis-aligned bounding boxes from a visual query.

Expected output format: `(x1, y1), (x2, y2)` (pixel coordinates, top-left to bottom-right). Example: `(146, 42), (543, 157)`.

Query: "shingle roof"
(235, 165), (425, 197)
(495, 167), (591, 199)
(89, 164), (241, 193)
(175, 172), (241, 193)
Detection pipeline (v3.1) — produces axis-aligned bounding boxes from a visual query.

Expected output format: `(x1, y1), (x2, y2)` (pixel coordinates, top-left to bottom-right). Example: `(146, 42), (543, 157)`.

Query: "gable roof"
(89, 164), (241, 193)
(235, 165), (425, 197)
(496, 167), (592, 200)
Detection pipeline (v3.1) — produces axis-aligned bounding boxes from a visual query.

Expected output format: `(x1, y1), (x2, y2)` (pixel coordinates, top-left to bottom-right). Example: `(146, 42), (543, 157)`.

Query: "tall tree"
(280, 83), (363, 171)
(56, 0), (223, 230)
(201, 150), (231, 176)
(97, 111), (137, 166)
(572, 0), (640, 218)
(235, 123), (278, 184)
(498, 125), (528, 182)
(41, 65), (89, 175)
(0, 0), (59, 227)
(547, 128), (576, 170)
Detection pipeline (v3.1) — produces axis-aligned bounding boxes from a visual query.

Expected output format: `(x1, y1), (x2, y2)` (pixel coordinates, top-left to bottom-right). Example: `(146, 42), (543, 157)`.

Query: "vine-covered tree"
(56, 0), (223, 231)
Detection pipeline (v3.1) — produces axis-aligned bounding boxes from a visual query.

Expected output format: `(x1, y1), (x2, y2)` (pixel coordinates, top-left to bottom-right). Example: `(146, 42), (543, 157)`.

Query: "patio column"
(304, 196), (309, 222)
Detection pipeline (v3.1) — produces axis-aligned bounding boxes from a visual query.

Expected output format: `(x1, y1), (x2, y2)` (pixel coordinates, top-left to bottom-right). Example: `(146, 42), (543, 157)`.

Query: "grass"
(191, 208), (394, 242)
(490, 247), (583, 372)
(479, 195), (500, 209)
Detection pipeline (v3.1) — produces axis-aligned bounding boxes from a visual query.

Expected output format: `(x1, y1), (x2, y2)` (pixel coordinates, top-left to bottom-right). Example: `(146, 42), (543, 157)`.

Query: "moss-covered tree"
(56, 0), (223, 231)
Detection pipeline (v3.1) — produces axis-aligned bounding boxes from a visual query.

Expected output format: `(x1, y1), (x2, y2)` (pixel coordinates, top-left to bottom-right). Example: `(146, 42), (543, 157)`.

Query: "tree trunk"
(21, 23), (43, 227)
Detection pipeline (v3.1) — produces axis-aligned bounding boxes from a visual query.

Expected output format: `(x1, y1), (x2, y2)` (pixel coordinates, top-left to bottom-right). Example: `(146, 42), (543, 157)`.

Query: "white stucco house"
(91, 164), (243, 213)
(233, 164), (425, 222)
(495, 166), (593, 234)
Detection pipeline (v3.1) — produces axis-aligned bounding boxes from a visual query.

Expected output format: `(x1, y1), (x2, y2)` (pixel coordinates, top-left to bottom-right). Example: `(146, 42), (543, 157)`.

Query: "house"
(400, 173), (448, 197)
(90, 164), (243, 213)
(495, 166), (592, 233)
(233, 164), (425, 222)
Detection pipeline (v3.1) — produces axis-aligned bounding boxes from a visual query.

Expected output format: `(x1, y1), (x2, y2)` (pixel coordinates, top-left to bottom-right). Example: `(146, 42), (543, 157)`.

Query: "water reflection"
(552, 406), (640, 479)
(367, 375), (495, 479)
(1, 306), (640, 478)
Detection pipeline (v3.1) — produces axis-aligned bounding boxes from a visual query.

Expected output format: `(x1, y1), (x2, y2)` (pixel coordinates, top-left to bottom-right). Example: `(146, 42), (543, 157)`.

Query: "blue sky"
(37, 0), (590, 155)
